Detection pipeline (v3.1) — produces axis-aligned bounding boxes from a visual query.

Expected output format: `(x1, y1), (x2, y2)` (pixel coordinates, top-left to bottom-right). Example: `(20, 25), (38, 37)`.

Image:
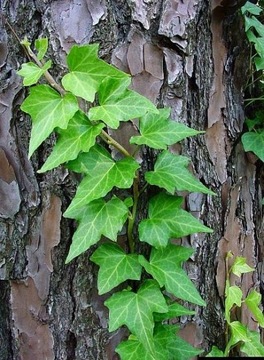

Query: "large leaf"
(145, 150), (214, 195)
(21, 84), (79, 157)
(90, 243), (142, 295)
(244, 290), (264, 327)
(17, 60), (52, 86)
(105, 280), (168, 355)
(38, 111), (104, 172)
(130, 108), (202, 149)
(64, 144), (140, 218)
(139, 192), (212, 248)
(65, 197), (129, 263)
(89, 77), (158, 129)
(139, 244), (205, 306)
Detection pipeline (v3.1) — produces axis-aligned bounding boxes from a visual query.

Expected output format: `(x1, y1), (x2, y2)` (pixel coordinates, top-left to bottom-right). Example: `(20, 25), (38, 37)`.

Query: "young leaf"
(21, 84), (79, 157)
(64, 144), (140, 218)
(105, 279), (168, 356)
(230, 256), (254, 277)
(65, 197), (129, 263)
(154, 302), (196, 322)
(206, 346), (224, 357)
(240, 329), (264, 356)
(241, 131), (264, 162)
(139, 192), (212, 248)
(244, 290), (264, 327)
(225, 285), (243, 323)
(38, 111), (104, 172)
(90, 243), (142, 295)
(17, 60), (52, 86)
(89, 77), (158, 129)
(145, 150), (214, 195)
(130, 108), (202, 149)
(139, 244), (205, 306)
(35, 38), (49, 60)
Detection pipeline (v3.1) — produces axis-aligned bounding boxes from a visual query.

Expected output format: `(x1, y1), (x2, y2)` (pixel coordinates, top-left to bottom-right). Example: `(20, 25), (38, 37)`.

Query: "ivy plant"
(18, 38), (214, 359)
(207, 252), (264, 357)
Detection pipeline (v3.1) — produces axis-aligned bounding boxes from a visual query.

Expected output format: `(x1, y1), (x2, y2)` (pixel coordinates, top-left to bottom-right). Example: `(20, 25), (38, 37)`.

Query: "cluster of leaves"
(241, 1), (264, 163)
(207, 253), (264, 357)
(18, 38), (214, 359)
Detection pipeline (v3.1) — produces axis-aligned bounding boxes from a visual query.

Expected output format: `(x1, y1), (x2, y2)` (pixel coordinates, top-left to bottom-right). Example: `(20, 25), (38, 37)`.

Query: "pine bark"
(0, 0), (263, 359)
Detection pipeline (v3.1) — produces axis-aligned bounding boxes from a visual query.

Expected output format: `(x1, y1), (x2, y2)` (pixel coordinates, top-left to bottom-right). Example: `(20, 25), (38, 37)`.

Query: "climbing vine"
(18, 38), (215, 359)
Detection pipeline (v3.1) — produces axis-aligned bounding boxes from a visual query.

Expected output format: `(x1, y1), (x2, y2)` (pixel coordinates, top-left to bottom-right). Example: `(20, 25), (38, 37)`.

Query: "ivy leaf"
(145, 150), (214, 195)
(62, 72), (99, 102)
(225, 285), (243, 323)
(38, 111), (104, 172)
(139, 244), (205, 306)
(65, 197), (129, 263)
(90, 243), (142, 295)
(242, 133), (264, 161)
(206, 346), (224, 357)
(89, 77), (158, 129)
(139, 192), (213, 248)
(241, 329), (264, 356)
(154, 302), (196, 322)
(35, 38), (49, 60)
(21, 84), (79, 157)
(17, 60), (52, 86)
(116, 336), (157, 360)
(241, 2), (262, 16)
(64, 145), (139, 218)
(244, 290), (264, 327)
(230, 256), (254, 277)
(229, 321), (251, 346)
(105, 279), (168, 355)
(130, 108), (202, 149)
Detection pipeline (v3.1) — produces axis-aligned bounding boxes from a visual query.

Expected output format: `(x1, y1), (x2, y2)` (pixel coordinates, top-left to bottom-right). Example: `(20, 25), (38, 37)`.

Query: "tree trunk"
(0, 0), (263, 359)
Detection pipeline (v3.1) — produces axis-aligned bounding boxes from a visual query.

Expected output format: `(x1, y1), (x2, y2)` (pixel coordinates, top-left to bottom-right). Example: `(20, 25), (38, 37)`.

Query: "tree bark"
(0, 0), (263, 359)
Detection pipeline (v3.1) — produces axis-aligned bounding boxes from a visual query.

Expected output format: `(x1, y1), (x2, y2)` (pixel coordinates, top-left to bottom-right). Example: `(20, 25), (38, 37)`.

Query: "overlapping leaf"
(130, 108), (202, 149)
(105, 280), (168, 355)
(18, 60), (52, 86)
(89, 77), (158, 129)
(154, 302), (195, 322)
(145, 150), (215, 195)
(240, 329), (264, 356)
(90, 243), (142, 295)
(21, 84), (78, 157)
(245, 290), (264, 327)
(139, 192), (212, 248)
(65, 197), (129, 263)
(139, 244), (205, 305)
(38, 111), (104, 172)
(64, 144), (139, 218)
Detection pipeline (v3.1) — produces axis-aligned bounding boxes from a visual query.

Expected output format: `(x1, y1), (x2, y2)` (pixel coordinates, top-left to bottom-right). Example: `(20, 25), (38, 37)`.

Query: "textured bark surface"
(0, 0), (263, 359)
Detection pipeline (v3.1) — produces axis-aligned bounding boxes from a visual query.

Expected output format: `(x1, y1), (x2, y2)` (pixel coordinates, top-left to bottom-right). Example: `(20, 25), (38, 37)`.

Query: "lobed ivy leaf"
(241, 2), (262, 16)
(17, 60), (52, 86)
(230, 256), (254, 277)
(130, 108), (202, 149)
(245, 16), (264, 37)
(145, 150), (215, 195)
(229, 321), (249, 346)
(241, 131), (264, 162)
(139, 192), (213, 248)
(65, 197), (129, 263)
(64, 144), (139, 218)
(244, 290), (264, 327)
(105, 279), (168, 356)
(35, 38), (49, 60)
(116, 336), (157, 360)
(241, 329), (264, 356)
(89, 77), (158, 129)
(38, 111), (104, 172)
(21, 84), (79, 157)
(139, 244), (205, 306)
(224, 285), (243, 323)
(90, 243), (142, 295)
(154, 302), (196, 322)
(62, 72), (99, 102)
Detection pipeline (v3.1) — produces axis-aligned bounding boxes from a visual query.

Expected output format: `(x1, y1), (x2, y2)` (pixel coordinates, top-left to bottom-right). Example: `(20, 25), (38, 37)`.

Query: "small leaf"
(17, 60), (52, 86)
(244, 290), (264, 327)
(240, 329), (264, 357)
(38, 111), (104, 172)
(242, 131), (264, 162)
(130, 108), (202, 149)
(139, 192), (213, 248)
(230, 256), (254, 277)
(225, 285), (243, 323)
(145, 150), (215, 195)
(206, 346), (224, 357)
(90, 243), (142, 295)
(105, 279), (168, 355)
(154, 302), (196, 321)
(139, 244), (205, 306)
(65, 197), (129, 263)
(21, 84), (79, 157)
(241, 2), (262, 16)
(35, 38), (49, 60)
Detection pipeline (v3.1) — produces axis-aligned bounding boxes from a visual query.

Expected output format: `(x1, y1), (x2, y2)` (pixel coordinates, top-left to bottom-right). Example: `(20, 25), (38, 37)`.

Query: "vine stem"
(127, 172), (139, 253)
(100, 130), (131, 158)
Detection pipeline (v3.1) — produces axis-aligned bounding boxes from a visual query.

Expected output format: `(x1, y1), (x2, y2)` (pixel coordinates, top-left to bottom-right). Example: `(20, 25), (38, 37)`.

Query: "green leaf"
(145, 150), (214, 195)
(244, 290), (264, 327)
(90, 243), (142, 295)
(38, 111), (104, 172)
(241, 2), (262, 16)
(62, 72), (99, 102)
(116, 336), (156, 360)
(229, 321), (249, 345)
(139, 192), (213, 248)
(165, 329), (203, 360)
(242, 131), (264, 162)
(139, 244), (205, 306)
(64, 145), (140, 218)
(245, 16), (264, 37)
(35, 38), (48, 60)
(105, 279), (168, 355)
(206, 346), (224, 357)
(17, 60), (52, 86)
(130, 108), (202, 149)
(225, 285), (243, 323)
(254, 56), (264, 70)
(89, 77), (158, 129)
(230, 256), (254, 277)
(154, 302), (196, 322)
(241, 329), (264, 356)
(21, 84), (79, 157)
(65, 197), (129, 263)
